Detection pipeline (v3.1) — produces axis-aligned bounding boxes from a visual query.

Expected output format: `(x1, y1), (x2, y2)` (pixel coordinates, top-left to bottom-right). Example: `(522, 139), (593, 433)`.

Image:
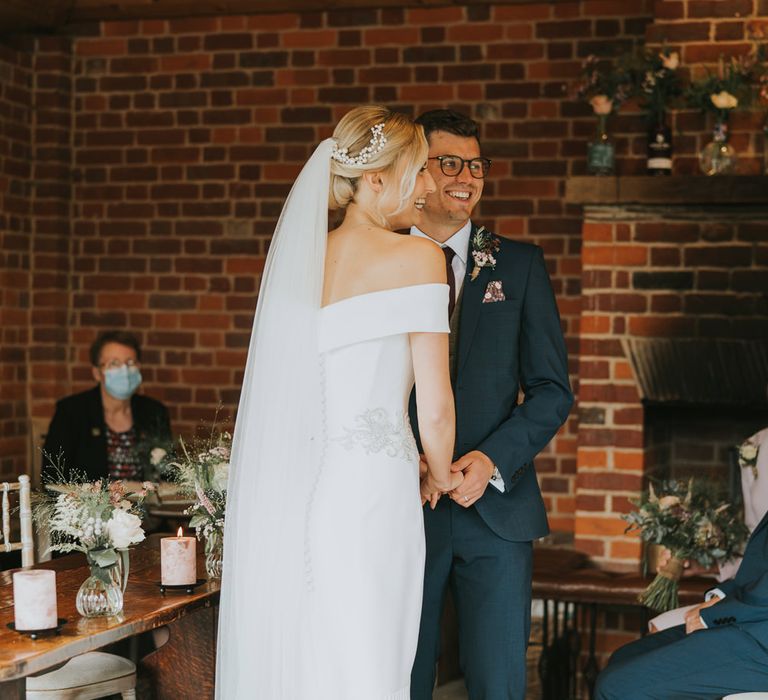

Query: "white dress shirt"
(410, 220), (471, 305)
(410, 221), (505, 493)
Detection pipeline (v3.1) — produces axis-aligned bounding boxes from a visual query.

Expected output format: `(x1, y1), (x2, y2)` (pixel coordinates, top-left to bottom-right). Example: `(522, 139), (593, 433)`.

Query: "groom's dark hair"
(414, 109), (480, 143)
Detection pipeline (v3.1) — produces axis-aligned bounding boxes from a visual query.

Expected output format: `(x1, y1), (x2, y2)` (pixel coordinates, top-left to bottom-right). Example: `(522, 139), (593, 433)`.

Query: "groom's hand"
(449, 450), (495, 508)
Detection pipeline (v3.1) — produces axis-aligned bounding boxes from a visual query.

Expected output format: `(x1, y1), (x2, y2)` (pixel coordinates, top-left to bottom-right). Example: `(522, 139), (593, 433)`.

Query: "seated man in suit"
(43, 330), (172, 483)
(595, 507), (768, 699)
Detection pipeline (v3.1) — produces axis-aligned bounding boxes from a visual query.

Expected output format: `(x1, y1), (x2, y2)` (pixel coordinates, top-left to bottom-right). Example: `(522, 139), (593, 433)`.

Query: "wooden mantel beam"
(1, 0), (568, 33)
(0, 0), (72, 34)
(71, 0), (569, 22)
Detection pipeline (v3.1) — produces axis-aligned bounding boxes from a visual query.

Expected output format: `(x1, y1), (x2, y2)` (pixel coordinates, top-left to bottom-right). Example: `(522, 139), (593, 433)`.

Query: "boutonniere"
(470, 226), (500, 281)
(738, 438), (759, 479)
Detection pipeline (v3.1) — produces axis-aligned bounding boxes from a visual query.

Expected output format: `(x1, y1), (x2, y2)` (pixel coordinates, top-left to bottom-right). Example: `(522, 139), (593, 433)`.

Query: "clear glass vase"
(699, 118), (737, 175)
(76, 549), (128, 618)
(587, 114), (615, 176)
(204, 532), (223, 580)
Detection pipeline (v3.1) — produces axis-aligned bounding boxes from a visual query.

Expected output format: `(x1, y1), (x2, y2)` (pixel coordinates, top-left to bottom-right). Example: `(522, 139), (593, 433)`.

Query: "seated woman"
(42, 331), (172, 483)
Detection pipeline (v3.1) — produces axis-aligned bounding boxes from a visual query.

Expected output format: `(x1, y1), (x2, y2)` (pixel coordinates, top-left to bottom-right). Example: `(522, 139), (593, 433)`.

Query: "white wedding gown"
(306, 282), (449, 700)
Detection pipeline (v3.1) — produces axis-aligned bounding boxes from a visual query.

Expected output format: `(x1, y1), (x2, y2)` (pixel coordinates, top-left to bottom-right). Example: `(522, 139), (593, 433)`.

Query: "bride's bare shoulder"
(386, 233), (446, 286)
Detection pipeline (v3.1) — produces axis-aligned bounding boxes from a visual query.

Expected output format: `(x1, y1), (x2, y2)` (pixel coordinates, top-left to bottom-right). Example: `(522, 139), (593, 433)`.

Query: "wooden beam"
(565, 176), (768, 206)
(0, 0), (73, 34)
(69, 0), (568, 23)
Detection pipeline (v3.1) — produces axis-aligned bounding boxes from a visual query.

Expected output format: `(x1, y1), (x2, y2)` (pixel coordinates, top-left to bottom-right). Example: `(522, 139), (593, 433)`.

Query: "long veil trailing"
(216, 139), (334, 698)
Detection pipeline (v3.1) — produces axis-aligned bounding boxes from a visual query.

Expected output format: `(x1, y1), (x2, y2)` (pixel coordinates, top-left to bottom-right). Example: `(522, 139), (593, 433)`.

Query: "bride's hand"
(420, 471), (463, 510)
(420, 476), (440, 509)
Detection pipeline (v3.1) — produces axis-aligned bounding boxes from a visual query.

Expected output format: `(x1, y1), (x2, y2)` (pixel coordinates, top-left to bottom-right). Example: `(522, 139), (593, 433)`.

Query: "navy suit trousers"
(595, 624), (768, 699)
(410, 498), (532, 700)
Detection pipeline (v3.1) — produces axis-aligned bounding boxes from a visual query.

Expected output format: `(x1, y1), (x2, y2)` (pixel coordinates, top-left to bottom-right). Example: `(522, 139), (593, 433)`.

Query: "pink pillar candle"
(13, 570), (58, 631)
(161, 533), (197, 585)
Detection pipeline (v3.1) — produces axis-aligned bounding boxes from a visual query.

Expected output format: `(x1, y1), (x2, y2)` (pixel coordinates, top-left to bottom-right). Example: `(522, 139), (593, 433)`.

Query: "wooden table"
(0, 536), (220, 699)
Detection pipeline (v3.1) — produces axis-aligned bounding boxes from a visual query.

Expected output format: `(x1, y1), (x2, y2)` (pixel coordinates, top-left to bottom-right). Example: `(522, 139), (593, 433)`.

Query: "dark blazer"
(701, 508), (768, 648)
(411, 225), (573, 541)
(42, 386), (172, 482)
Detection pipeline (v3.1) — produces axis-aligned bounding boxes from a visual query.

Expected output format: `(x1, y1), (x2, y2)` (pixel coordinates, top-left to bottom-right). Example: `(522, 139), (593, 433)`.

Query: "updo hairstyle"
(329, 105), (428, 227)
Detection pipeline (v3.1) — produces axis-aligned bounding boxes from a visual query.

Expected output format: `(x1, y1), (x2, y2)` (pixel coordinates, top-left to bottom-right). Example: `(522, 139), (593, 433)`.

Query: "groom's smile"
(421, 129), (484, 235)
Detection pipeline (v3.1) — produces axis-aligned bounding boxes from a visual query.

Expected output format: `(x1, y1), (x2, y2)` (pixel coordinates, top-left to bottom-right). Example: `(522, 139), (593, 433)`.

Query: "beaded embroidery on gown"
(306, 282), (449, 700)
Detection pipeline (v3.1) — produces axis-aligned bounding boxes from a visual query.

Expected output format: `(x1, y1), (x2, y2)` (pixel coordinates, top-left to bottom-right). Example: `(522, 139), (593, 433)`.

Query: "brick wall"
(0, 38), (33, 479)
(0, 35), (71, 480)
(1, 1), (766, 543)
(62, 1), (659, 531)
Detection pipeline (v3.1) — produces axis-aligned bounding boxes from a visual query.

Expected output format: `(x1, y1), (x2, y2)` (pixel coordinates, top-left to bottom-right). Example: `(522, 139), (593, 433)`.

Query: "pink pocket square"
(482, 280), (505, 303)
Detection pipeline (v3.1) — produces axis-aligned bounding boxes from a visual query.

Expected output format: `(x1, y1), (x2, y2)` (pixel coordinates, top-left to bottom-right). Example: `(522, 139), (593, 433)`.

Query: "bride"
(216, 106), (462, 699)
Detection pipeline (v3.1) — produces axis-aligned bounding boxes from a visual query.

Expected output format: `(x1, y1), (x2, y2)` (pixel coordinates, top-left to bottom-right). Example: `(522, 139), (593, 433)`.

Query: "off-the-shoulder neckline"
(320, 282), (448, 311)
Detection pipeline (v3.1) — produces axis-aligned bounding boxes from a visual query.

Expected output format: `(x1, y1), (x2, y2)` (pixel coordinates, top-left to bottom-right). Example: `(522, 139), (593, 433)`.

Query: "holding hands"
(420, 450), (495, 509)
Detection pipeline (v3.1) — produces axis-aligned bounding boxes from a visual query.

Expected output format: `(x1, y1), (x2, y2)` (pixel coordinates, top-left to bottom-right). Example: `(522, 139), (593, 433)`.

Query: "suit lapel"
(752, 508), (768, 537)
(456, 223), (490, 375)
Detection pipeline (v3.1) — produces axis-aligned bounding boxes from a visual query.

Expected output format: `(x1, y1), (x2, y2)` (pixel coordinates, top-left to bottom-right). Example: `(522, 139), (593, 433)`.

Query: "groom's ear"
(361, 170), (384, 193)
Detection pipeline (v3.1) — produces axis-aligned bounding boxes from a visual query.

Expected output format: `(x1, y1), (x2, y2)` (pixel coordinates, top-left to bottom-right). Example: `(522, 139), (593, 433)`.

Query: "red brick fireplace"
(568, 176), (768, 570)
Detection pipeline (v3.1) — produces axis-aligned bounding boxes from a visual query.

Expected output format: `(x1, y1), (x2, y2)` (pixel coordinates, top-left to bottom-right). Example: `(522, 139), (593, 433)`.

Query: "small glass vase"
(204, 532), (223, 580)
(699, 117), (737, 175)
(587, 114), (615, 176)
(76, 549), (128, 618)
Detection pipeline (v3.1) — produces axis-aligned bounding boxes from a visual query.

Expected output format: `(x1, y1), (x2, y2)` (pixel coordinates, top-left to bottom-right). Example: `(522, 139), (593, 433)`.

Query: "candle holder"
(7, 618), (67, 640)
(155, 579), (206, 595)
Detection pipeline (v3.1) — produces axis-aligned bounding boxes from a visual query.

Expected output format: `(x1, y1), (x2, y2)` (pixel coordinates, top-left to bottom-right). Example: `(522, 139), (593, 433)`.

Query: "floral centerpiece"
(687, 55), (756, 174)
(576, 54), (632, 175)
(34, 466), (153, 617)
(163, 431), (230, 579)
(626, 48), (684, 174)
(622, 479), (747, 612)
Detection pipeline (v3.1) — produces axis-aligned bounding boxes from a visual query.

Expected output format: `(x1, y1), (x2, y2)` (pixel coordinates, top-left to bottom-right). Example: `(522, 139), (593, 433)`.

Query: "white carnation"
(106, 509), (145, 549)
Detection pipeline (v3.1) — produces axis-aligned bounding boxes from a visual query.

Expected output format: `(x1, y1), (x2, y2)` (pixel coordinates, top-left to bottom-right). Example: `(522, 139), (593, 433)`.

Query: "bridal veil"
(216, 140), (333, 698)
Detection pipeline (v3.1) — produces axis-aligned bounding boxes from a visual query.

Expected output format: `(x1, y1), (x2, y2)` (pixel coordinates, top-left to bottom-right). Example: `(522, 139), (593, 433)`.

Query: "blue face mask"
(103, 365), (143, 400)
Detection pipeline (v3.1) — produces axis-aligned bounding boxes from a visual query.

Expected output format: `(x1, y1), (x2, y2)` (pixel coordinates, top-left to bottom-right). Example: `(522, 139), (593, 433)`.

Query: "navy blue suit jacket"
(411, 225), (573, 541)
(701, 509), (768, 648)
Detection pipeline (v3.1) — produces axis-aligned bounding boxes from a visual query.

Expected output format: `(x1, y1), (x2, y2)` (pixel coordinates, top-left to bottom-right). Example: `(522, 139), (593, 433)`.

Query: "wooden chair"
(2, 475), (138, 700)
(1, 475), (33, 567)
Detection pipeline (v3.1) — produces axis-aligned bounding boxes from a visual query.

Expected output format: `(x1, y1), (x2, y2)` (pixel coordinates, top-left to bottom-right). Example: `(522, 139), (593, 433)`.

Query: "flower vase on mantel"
(699, 114), (737, 175)
(587, 114), (615, 176)
(647, 114), (673, 175)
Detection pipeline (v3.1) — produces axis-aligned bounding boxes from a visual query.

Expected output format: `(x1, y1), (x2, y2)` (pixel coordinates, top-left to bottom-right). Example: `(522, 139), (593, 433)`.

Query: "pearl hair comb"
(331, 122), (387, 166)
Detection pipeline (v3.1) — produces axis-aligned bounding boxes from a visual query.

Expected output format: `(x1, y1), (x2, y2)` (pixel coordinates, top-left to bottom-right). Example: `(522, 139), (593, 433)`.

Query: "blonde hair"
(328, 105), (428, 227)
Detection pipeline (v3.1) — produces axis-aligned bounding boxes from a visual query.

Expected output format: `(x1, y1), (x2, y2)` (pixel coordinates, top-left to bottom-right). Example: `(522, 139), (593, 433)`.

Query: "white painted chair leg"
(121, 690), (137, 700)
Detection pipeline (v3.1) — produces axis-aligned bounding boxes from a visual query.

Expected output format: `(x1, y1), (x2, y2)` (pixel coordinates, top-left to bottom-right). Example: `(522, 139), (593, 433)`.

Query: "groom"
(409, 109), (573, 699)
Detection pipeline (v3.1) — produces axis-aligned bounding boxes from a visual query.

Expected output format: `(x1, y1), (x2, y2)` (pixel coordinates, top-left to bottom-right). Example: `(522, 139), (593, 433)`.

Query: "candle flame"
(177, 526), (183, 537)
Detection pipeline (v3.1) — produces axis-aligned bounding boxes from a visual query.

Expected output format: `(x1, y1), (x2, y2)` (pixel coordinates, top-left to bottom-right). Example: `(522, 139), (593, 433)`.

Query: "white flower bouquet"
(164, 431), (230, 577)
(35, 473), (153, 585)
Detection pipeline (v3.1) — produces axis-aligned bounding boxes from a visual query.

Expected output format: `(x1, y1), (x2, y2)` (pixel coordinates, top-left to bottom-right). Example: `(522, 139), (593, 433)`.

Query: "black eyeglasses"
(429, 155), (492, 179)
